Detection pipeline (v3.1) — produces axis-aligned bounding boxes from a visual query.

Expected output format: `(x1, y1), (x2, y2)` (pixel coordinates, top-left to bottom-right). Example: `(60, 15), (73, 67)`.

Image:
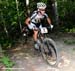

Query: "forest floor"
(0, 33), (75, 71)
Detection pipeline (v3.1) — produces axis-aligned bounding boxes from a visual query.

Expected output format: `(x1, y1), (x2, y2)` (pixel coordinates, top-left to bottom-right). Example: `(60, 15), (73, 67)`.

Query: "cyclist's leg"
(33, 30), (40, 50)
(33, 30), (38, 42)
(28, 23), (35, 29)
(27, 23), (40, 50)
(33, 24), (41, 50)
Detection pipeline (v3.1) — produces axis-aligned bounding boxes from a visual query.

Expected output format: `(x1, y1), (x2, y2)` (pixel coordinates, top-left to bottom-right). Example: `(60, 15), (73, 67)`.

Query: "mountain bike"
(22, 26), (58, 67)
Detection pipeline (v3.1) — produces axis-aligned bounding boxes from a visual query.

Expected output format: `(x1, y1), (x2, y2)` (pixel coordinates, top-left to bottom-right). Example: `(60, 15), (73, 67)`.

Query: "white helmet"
(37, 2), (46, 9)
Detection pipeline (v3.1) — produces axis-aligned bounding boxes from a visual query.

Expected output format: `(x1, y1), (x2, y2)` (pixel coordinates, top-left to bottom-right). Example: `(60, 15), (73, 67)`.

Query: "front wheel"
(41, 38), (58, 67)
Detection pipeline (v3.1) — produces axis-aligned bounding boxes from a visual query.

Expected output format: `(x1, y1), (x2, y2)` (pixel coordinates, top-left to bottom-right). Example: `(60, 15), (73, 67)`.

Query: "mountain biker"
(25, 2), (53, 50)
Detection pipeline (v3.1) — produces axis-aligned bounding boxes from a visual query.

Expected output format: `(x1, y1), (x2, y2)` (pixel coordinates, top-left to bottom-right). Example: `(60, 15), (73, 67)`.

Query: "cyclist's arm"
(25, 11), (37, 25)
(44, 13), (52, 25)
(47, 17), (52, 25)
(25, 17), (31, 25)
(47, 17), (54, 29)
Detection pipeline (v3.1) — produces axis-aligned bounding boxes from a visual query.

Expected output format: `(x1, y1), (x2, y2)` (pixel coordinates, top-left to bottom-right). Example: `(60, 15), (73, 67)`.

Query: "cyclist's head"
(37, 2), (46, 9)
(37, 2), (46, 15)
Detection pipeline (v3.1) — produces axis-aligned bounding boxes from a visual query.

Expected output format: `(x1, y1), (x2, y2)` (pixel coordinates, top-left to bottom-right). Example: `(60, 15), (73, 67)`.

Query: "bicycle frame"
(37, 27), (48, 42)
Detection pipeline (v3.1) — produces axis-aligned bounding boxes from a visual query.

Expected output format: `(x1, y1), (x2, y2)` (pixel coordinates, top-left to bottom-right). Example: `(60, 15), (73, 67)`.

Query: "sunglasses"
(39, 9), (45, 11)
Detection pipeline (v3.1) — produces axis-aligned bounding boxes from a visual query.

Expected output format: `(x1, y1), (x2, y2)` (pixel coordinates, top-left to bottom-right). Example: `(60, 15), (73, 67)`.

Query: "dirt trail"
(4, 34), (75, 71)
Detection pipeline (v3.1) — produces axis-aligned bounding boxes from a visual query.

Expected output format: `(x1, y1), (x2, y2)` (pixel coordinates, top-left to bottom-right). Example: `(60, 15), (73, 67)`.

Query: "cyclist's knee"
(33, 30), (38, 35)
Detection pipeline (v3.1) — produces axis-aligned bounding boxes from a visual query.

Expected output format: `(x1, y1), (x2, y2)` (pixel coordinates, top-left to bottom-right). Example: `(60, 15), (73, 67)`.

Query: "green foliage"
(73, 48), (75, 51)
(57, 0), (75, 32)
(41, 0), (48, 4)
(64, 39), (75, 45)
(0, 56), (15, 71)
(0, 37), (14, 49)
(0, 0), (24, 49)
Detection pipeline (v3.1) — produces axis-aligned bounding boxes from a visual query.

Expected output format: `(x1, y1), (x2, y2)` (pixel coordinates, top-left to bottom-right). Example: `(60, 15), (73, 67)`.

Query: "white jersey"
(30, 10), (48, 24)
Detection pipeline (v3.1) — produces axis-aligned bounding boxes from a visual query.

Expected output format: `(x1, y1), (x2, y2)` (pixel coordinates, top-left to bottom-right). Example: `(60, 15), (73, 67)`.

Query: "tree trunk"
(51, 0), (59, 25)
(25, 0), (30, 17)
(1, 11), (9, 37)
(16, 0), (22, 32)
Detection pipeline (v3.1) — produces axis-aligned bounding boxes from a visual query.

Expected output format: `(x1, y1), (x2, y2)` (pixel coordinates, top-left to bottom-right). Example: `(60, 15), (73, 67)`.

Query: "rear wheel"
(41, 38), (58, 66)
